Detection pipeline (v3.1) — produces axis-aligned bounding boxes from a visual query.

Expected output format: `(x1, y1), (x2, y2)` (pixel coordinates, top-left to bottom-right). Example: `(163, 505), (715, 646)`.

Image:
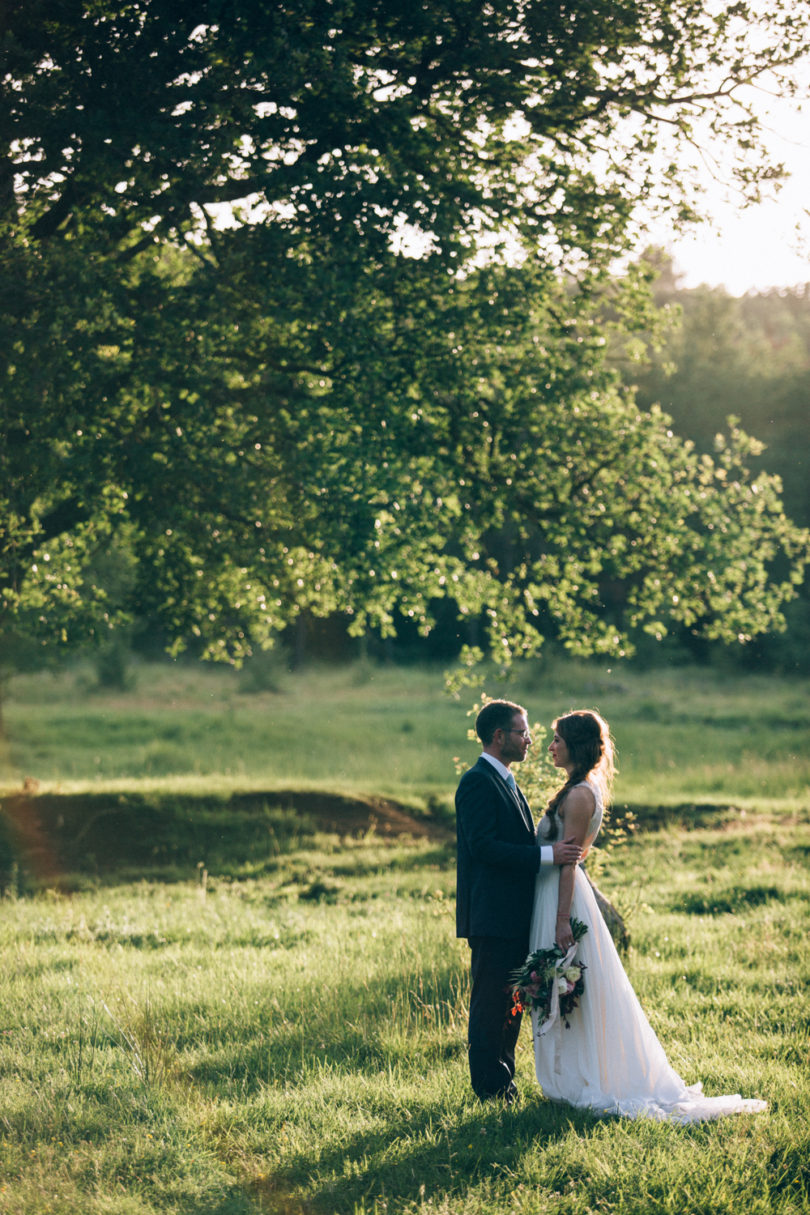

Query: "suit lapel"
(514, 785), (534, 832)
(511, 783), (535, 834)
(479, 759), (534, 834)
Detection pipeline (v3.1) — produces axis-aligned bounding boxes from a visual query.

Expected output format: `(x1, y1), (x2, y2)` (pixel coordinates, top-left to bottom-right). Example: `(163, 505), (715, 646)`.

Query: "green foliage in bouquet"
(511, 917), (588, 1030)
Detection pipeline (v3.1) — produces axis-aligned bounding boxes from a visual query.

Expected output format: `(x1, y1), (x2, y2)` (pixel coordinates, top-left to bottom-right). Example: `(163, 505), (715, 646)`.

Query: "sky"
(655, 90), (810, 296)
(211, 74), (810, 299)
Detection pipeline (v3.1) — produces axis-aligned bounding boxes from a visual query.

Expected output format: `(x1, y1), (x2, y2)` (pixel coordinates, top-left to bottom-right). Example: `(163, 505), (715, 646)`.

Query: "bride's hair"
(546, 709), (616, 817)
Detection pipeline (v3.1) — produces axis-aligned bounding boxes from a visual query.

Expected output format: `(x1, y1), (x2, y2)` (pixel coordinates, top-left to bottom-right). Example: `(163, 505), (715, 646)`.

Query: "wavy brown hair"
(546, 709), (616, 818)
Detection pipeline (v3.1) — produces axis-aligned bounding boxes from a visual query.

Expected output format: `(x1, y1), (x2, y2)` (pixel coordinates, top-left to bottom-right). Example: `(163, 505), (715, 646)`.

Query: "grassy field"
(0, 657), (808, 1213)
(1, 657), (809, 811)
(0, 809), (807, 1215)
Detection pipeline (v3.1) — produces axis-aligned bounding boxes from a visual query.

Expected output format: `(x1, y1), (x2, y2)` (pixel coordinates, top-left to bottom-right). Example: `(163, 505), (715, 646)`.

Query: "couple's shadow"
(258, 1087), (604, 1214)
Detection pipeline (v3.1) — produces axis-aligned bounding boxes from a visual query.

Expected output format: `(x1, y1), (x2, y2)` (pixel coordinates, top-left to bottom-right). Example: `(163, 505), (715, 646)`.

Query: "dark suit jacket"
(455, 756), (542, 940)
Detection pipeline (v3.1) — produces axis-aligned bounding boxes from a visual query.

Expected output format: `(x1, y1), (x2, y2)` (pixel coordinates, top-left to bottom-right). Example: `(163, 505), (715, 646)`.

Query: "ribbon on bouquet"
(537, 942), (580, 1036)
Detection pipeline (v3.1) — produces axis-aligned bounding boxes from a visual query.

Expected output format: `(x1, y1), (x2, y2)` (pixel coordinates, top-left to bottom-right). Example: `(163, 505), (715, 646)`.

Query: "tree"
(633, 264), (810, 529)
(1, 1), (808, 666)
(625, 257), (810, 667)
(5, 1), (805, 256)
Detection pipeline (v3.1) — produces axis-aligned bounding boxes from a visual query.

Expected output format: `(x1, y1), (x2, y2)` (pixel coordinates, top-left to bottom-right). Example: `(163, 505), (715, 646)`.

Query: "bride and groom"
(455, 698), (766, 1122)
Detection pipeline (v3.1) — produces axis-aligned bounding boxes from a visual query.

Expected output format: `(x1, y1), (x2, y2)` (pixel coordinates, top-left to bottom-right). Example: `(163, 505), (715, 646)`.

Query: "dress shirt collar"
(480, 752), (515, 784)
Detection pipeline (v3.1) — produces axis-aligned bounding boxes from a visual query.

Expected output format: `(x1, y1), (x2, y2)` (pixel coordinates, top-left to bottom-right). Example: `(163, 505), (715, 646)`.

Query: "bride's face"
(549, 730), (572, 771)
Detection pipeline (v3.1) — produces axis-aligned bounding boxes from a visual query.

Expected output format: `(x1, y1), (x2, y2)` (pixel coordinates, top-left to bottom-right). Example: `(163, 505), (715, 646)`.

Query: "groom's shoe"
(478, 1082), (519, 1106)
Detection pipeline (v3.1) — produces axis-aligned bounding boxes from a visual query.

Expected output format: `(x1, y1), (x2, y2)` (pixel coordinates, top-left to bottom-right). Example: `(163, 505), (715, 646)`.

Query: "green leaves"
(5, 1), (809, 262)
(1, 3), (808, 665)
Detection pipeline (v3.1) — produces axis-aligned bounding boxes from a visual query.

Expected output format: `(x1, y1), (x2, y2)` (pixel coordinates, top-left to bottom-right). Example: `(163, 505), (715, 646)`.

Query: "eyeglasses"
(505, 729), (532, 739)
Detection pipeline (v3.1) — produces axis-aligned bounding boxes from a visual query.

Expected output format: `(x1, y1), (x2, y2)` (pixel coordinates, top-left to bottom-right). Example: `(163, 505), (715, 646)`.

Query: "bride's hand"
(556, 914), (574, 950)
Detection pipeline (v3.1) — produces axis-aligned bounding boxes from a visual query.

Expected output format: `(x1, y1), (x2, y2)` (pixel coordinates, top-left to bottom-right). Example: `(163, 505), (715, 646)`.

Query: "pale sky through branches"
(654, 87), (810, 296)
(207, 57), (810, 298)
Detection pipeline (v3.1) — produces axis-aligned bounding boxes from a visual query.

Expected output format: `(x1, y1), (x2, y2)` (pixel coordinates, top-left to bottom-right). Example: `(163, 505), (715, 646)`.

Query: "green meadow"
(0, 659), (808, 1214)
(1, 657), (808, 809)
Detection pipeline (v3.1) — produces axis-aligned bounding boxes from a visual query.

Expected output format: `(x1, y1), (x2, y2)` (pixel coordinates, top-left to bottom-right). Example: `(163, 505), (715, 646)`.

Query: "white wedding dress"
(529, 781), (766, 1122)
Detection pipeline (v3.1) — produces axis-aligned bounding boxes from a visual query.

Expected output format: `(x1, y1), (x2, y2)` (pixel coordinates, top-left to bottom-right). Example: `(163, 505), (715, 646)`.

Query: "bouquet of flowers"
(510, 917), (588, 1034)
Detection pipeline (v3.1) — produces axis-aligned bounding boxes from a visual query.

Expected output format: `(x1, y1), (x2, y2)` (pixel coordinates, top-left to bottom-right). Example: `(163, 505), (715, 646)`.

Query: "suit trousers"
(467, 935), (529, 1100)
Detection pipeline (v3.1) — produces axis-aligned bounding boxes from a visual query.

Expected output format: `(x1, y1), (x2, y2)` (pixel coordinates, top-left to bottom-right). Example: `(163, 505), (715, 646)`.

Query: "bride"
(529, 709), (766, 1122)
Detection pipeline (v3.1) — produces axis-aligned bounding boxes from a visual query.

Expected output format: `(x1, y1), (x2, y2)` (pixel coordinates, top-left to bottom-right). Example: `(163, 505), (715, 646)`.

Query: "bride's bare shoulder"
(570, 777), (595, 806)
(560, 783), (595, 834)
(564, 783), (596, 813)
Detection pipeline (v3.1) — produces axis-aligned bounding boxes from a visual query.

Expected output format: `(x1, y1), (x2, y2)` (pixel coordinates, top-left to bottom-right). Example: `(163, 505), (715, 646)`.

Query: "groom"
(455, 699), (581, 1103)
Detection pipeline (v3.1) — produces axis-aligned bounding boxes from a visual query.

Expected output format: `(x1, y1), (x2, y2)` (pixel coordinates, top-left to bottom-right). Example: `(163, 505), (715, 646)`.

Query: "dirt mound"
(250, 789), (451, 840)
(0, 787), (453, 887)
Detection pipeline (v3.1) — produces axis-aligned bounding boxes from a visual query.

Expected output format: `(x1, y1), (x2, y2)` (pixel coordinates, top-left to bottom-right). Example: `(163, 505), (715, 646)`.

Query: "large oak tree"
(1, 0), (808, 664)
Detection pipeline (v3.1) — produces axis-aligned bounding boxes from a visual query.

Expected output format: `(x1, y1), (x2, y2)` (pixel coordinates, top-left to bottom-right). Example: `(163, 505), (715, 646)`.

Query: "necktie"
(505, 771), (517, 794)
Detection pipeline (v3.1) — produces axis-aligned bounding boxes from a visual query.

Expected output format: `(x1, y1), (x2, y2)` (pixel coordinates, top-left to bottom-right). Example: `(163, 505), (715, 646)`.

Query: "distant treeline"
(625, 256), (810, 671)
(633, 255), (808, 532)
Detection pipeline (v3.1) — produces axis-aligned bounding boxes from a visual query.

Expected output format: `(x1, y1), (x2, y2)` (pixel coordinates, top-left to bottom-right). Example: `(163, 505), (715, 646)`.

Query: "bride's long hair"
(546, 709), (616, 818)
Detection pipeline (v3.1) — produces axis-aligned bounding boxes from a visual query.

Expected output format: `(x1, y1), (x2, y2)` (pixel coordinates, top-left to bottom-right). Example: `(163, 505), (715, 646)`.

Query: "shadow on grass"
(675, 884), (785, 915)
(180, 1094), (623, 1215)
(187, 1036), (467, 1096)
(263, 1095), (606, 1214)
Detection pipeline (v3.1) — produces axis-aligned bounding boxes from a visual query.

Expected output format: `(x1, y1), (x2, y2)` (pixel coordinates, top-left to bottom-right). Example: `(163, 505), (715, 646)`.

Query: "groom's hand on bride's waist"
(551, 836), (582, 866)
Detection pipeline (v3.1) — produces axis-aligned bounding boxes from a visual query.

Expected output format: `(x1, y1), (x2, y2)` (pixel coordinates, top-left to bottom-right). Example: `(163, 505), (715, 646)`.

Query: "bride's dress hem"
(532, 1084), (767, 1125)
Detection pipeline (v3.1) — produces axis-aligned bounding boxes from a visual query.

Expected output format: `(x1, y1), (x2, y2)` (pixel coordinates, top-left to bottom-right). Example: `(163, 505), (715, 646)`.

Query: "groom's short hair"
(475, 699), (526, 745)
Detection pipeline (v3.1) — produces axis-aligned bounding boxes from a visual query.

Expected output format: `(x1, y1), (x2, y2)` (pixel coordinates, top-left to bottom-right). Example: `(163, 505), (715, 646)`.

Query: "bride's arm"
(555, 786), (594, 949)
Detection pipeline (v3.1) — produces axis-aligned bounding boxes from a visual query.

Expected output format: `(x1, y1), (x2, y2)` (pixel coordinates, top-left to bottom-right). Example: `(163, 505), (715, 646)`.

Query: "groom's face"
(499, 712), (532, 765)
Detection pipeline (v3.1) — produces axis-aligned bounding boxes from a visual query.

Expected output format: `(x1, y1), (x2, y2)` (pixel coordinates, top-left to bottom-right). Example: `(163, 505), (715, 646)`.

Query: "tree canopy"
(5, 1), (807, 261)
(2, 1), (809, 666)
(624, 259), (810, 668)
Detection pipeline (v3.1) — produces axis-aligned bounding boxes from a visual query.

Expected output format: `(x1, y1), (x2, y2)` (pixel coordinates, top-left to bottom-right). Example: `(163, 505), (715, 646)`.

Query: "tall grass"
(1, 654), (808, 1211)
(2, 658), (809, 810)
(0, 812), (807, 1214)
